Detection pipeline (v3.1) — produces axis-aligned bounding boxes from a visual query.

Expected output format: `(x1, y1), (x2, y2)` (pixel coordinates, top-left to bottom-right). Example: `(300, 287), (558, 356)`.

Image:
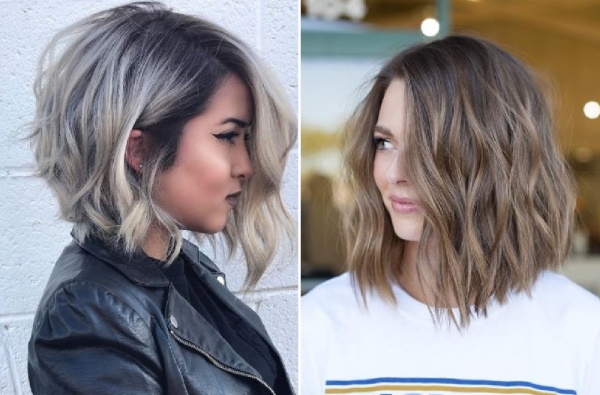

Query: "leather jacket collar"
(73, 233), (292, 394)
(74, 233), (224, 287)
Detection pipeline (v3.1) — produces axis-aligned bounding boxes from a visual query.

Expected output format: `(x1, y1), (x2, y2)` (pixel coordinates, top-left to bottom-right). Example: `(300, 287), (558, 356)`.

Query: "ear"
(125, 129), (147, 172)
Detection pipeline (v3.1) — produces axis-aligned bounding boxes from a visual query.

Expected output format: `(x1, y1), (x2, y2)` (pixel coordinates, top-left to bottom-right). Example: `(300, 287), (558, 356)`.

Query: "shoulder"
(33, 280), (154, 335)
(302, 273), (356, 313)
(301, 273), (358, 390)
(28, 278), (165, 393)
(33, 241), (165, 334)
(529, 272), (600, 379)
(300, 273), (406, 393)
(530, 271), (600, 315)
(520, 271), (600, 347)
(302, 273), (367, 332)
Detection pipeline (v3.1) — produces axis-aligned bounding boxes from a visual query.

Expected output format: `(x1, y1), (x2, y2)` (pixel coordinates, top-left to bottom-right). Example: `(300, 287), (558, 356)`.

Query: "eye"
(213, 131), (240, 145)
(373, 137), (394, 151)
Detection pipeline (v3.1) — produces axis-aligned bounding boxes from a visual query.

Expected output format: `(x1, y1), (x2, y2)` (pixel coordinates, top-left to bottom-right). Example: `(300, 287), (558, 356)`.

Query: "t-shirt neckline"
(389, 281), (509, 327)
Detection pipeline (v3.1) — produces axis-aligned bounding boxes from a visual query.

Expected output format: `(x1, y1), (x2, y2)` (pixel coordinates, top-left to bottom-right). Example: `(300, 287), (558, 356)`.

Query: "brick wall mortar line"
(1, 327), (24, 395)
(233, 285), (296, 295)
(234, 287), (298, 301)
(0, 166), (35, 178)
(0, 313), (35, 323)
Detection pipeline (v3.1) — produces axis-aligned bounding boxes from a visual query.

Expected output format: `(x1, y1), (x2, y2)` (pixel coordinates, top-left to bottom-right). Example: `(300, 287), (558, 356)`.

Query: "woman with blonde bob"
(302, 35), (600, 394)
(27, 2), (296, 394)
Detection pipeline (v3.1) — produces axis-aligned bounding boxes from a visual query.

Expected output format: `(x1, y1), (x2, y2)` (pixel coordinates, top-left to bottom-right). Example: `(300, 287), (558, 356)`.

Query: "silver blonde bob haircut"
(29, 2), (296, 286)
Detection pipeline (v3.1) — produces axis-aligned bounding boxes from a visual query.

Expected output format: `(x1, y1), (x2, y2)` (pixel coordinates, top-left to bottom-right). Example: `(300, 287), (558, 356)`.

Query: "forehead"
(376, 78), (407, 138)
(206, 74), (252, 121)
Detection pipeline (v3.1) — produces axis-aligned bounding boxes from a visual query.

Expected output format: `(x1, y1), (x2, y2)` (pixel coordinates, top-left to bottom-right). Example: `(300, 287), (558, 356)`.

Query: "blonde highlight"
(337, 35), (575, 326)
(29, 2), (296, 288)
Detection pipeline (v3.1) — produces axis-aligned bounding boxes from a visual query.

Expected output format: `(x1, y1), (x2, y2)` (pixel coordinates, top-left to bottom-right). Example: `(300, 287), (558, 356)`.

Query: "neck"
(397, 241), (430, 304)
(143, 225), (172, 261)
(397, 240), (459, 308)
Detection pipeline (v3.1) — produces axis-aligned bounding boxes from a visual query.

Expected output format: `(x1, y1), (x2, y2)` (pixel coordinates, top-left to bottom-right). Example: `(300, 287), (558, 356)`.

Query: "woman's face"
(155, 73), (253, 234)
(373, 78), (424, 242)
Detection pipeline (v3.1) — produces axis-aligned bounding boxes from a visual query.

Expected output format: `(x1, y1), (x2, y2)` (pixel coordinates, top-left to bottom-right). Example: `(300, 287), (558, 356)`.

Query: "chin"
(396, 233), (421, 242)
(184, 220), (228, 235)
(392, 223), (422, 242)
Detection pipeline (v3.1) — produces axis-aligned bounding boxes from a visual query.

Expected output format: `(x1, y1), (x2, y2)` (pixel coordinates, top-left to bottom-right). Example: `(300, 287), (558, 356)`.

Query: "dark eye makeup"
(213, 131), (241, 145)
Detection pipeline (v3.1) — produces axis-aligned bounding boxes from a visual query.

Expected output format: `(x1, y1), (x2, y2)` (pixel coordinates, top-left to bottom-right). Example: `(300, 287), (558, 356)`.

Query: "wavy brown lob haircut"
(29, 2), (296, 287)
(338, 35), (576, 326)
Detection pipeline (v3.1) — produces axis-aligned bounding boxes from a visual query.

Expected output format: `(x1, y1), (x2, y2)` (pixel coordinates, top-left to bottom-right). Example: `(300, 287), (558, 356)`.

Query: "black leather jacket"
(28, 235), (295, 394)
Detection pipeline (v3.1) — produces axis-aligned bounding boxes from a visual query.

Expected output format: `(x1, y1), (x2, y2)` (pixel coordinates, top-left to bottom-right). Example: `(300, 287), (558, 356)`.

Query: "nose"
(233, 144), (254, 180)
(385, 151), (408, 184)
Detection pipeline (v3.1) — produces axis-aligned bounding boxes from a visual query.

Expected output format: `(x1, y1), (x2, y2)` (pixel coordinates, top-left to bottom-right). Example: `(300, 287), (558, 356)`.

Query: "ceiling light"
(421, 18), (440, 37)
(583, 101), (600, 119)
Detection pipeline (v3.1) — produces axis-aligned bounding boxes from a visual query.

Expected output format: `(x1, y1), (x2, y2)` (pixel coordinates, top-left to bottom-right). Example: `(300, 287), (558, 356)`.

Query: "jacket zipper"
(170, 330), (276, 395)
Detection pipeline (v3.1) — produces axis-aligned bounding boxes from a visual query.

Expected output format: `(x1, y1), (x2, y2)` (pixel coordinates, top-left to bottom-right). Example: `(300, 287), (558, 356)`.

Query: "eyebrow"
(373, 125), (393, 136)
(220, 117), (250, 128)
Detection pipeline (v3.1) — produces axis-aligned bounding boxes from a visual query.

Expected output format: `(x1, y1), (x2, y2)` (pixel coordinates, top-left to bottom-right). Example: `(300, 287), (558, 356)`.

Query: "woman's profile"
(27, 2), (296, 394)
(302, 35), (600, 394)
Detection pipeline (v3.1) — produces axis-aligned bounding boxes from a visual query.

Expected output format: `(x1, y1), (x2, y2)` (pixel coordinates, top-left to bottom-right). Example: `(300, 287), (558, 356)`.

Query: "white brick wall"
(0, 1), (299, 393)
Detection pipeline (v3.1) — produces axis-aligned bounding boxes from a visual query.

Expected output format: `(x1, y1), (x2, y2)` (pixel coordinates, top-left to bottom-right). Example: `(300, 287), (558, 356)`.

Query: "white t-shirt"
(301, 271), (600, 395)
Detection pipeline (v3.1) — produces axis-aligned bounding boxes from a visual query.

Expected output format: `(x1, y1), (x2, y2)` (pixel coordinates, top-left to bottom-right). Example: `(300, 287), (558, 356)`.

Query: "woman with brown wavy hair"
(302, 35), (600, 395)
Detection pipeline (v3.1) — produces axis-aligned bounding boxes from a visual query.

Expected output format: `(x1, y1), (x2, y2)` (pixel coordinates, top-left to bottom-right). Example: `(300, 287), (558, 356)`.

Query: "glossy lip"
(225, 191), (241, 208)
(389, 196), (419, 214)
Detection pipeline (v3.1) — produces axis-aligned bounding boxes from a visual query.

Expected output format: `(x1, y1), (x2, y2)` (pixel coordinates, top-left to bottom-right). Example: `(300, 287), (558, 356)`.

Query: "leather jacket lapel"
(181, 248), (294, 392)
(165, 285), (263, 378)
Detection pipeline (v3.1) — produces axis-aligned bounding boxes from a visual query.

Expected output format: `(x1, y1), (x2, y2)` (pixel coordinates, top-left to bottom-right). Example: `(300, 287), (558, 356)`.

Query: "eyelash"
(373, 137), (393, 151)
(214, 131), (242, 145)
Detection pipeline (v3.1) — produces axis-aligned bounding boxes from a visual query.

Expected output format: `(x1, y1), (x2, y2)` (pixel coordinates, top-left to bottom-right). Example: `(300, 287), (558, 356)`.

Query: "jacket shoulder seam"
(33, 279), (156, 338)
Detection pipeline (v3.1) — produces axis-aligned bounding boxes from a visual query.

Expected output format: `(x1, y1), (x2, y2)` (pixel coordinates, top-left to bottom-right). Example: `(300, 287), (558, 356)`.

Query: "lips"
(389, 196), (419, 214)
(225, 191), (241, 207)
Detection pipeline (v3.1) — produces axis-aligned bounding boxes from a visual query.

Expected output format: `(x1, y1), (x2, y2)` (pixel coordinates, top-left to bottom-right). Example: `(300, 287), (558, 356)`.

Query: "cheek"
(155, 150), (231, 212)
(175, 136), (232, 185)
(373, 155), (388, 194)
(181, 150), (230, 188)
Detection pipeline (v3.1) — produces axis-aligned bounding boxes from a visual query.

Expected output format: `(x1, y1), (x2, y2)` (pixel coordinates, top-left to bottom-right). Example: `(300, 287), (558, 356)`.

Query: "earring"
(139, 164), (143, 169)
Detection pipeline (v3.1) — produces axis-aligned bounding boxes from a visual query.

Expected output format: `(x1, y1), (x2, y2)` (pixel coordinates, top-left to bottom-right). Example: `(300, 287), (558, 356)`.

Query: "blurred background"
(301, 0), (600, 295)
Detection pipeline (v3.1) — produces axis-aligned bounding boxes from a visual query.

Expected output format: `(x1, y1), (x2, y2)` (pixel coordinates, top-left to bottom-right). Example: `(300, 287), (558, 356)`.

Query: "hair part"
(337, 35), (575, 326)
(29, 1), (296, 287)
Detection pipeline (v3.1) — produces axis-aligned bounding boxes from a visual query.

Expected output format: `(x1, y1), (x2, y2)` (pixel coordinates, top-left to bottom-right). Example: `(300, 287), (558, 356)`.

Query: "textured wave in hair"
(29, 2), (296, 287)
(337, 35), (575, 326)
